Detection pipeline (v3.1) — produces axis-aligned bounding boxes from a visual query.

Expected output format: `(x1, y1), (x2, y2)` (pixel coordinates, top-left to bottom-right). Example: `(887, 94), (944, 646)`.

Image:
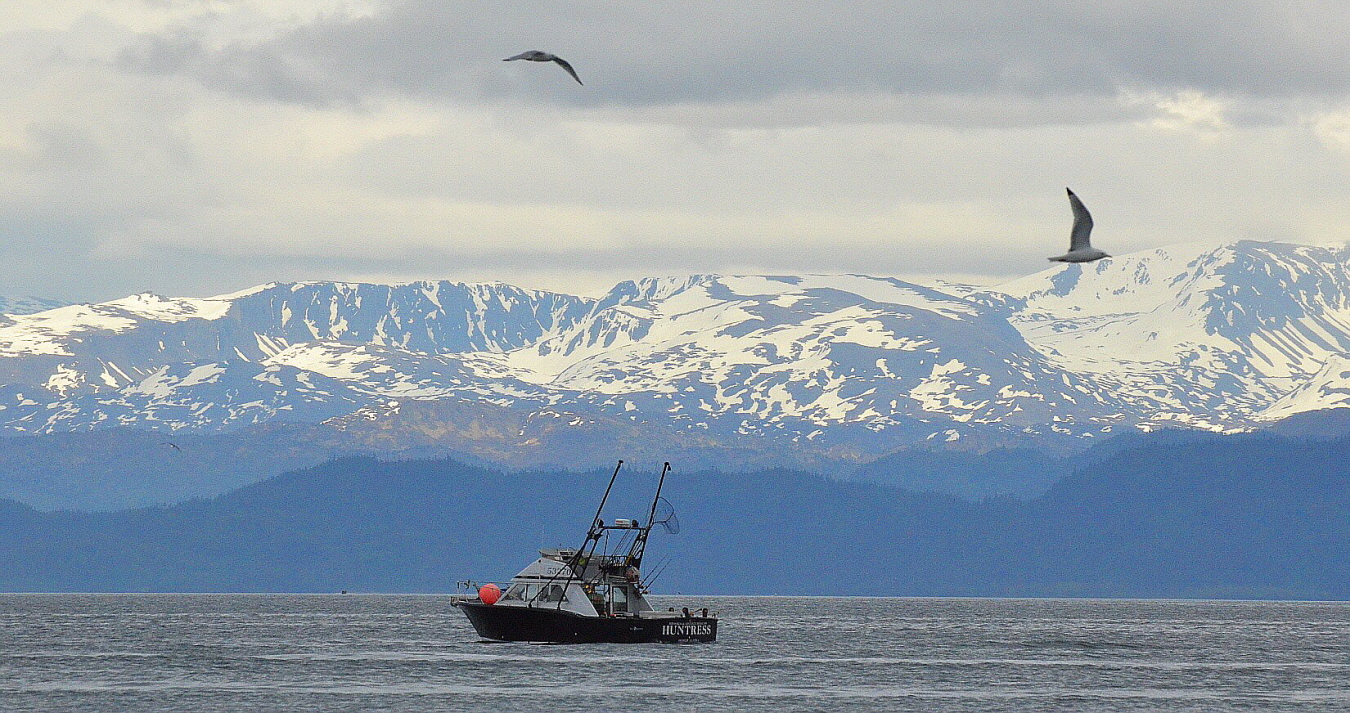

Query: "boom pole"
(591, 459), (624, 534)
(545, 460), (625, 610)
(646, 462), (671, 527)
(629, 461), (671, 570)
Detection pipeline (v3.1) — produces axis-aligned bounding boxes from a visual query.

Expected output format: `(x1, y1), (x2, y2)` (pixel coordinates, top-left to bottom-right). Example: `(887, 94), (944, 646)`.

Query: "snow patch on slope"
(1258, 353), (1350, 422)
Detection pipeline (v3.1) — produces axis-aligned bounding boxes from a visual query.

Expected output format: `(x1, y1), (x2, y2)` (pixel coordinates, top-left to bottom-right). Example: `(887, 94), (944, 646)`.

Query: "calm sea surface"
(1, 594), (1347, 712)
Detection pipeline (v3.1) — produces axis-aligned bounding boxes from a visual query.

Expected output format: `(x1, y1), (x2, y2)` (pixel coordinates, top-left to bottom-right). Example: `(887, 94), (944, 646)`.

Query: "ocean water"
(1, 595), (1348, 712)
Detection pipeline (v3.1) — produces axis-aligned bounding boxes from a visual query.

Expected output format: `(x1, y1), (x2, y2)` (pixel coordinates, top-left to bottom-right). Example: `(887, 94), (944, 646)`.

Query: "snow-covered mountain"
(990, 240), (1350, 430)
(4, 240), (1350, 467)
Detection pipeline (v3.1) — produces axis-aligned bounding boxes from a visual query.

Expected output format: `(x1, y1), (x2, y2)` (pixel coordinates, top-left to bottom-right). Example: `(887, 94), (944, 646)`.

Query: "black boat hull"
(457, 602), (717, 643)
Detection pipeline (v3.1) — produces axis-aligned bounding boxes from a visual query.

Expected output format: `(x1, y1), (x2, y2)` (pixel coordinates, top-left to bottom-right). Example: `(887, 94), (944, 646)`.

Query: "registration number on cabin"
(662, 622), (713, 637)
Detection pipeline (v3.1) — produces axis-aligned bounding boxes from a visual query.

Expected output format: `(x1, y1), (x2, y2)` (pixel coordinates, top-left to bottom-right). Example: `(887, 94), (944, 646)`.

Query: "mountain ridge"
(3, 241), (1350, 471)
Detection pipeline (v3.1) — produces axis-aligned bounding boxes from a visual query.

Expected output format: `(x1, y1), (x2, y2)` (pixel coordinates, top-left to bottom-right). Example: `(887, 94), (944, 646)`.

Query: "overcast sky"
(7, 1), (1350, 301)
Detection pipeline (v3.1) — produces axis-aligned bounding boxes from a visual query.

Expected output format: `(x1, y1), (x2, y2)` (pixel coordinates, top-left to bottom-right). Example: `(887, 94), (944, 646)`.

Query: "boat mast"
(645, 462), (671, 527)
(626, 461), (670, 570)
(538, 460), (625, 610)
(588, 459), (624, 537)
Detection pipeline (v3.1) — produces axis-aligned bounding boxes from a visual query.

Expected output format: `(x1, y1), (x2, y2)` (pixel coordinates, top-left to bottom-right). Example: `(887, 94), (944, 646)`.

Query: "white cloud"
(1120, 89), (1231, 135)
(1308, 107), (1350, 152)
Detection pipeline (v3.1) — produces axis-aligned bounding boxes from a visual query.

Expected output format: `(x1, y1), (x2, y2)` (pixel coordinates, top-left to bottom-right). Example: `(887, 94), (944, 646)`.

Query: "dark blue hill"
(1014, 433), (1350, 598)
(1, 432), (1347, 598)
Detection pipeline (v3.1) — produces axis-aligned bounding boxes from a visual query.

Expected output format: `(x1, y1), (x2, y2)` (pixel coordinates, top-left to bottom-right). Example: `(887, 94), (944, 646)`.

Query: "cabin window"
(502, 584), (529, 601)
(539, 584), (567, 602)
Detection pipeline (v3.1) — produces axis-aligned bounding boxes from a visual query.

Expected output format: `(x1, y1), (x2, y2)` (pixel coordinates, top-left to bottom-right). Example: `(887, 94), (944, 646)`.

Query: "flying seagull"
(503, 50), (583, 85)
(1048, 188), (1109, 263)
(163, 441), (181, 452)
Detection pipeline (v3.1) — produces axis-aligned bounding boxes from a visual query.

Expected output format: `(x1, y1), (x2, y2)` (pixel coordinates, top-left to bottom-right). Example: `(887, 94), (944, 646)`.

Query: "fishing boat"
(453, 461), (718, 643)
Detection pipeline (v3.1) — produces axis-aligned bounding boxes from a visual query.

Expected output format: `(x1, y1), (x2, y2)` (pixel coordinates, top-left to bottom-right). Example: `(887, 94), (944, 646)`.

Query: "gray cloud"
(115, 33), (199, 76)
(116, 33), (359, 107)
(24, 122), (105, 168)
(113, 1), (1350, 119)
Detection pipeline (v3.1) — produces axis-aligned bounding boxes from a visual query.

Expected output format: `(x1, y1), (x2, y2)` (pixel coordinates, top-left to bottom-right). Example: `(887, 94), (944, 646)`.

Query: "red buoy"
(478, 583), (501, 605)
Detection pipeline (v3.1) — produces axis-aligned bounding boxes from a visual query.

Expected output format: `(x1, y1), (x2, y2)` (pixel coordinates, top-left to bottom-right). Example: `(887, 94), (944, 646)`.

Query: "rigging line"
(646, 555), (676, 590)
(640, 555), (669, 590)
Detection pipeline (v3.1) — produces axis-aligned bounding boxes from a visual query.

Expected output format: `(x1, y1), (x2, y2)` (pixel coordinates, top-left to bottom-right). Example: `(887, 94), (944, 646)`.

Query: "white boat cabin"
(497, 548), (654, 618)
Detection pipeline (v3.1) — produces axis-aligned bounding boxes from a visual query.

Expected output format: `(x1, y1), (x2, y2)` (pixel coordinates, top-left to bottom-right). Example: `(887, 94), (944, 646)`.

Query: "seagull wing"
(552, 56), (583, 85)
(1066, 188), (1094, 251)
(503, 51), (535, 61)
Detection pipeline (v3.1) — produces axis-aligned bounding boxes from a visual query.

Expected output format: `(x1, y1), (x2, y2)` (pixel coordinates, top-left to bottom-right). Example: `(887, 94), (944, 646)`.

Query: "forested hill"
(1, 431), (1347, 598)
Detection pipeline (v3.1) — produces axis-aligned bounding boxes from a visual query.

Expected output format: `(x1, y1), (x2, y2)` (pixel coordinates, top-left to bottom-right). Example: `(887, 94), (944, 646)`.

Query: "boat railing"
(451, 579), (513, 602)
